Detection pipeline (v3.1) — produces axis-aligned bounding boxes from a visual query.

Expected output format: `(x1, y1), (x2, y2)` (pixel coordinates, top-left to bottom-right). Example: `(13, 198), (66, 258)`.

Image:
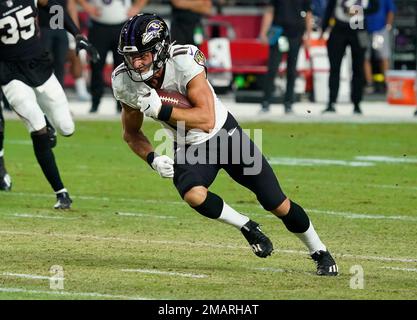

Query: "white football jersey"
(89, 0), (132, 25)
(112, 44), (229, 146)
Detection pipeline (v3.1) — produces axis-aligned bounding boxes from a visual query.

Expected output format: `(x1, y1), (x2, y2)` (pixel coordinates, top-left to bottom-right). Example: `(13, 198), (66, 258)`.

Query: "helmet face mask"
(124, 52), (156, 82)
(118, 14), (171, 82)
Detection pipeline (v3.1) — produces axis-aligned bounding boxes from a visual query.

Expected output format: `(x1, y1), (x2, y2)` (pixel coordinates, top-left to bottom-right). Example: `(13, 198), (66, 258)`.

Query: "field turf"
(0, 119), (416, 300)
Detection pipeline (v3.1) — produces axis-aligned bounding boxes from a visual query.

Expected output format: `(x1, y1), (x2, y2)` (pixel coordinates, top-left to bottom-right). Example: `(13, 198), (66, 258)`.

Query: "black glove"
(75, 34), (100, 63)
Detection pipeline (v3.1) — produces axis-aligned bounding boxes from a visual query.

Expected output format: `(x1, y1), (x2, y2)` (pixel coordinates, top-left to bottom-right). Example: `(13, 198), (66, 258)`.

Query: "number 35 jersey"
(0, 0), (42, 61)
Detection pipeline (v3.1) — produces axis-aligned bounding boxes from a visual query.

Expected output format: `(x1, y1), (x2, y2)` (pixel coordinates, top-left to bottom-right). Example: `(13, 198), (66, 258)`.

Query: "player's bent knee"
(271, 198), (291, 217)
(57, 122), (75, 137)
(183, 186), (208, 207)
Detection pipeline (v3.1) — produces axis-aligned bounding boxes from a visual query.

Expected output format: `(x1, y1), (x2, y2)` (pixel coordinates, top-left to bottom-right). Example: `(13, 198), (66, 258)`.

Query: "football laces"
(160, 96), (179, 105)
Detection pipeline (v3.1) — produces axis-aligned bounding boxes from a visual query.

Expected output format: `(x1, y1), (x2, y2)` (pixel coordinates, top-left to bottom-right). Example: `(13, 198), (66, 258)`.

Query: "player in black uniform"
(0, 95), (11, 191)
(114, 14), (338, 275)
(0, 0), (99, 208)
(321, 0), (379, 114)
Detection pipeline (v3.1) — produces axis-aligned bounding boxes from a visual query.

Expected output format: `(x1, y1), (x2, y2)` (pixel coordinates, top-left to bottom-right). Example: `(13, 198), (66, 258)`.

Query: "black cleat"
(322, 106), (336, 113)
(353, 105), (362, 115)
(0, 173), (12, 191)
(311, 250), (339, 276)
(241, 220), (273, 258)
(284, 103), (293, 114)
(54, 192), (72, 209)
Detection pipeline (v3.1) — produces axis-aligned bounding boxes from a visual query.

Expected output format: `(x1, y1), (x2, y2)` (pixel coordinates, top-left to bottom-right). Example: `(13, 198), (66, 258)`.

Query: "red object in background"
(200, 15), (315, 92)
(205, 15), (262, 39)
(386, 70), (417, 106)
(200, 39), (272, 74)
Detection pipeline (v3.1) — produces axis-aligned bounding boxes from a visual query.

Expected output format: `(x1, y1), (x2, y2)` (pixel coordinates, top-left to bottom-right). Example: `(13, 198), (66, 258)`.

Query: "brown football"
(156, 89), (193, 109)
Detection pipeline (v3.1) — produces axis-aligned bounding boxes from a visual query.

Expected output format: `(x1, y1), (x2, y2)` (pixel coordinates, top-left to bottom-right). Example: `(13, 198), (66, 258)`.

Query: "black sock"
(279, 201), (310, 233)
(31, 132), (64, 192)
(0, 131), (5, 176)
(0, 156), (5, 177)
(192, 191), (224, 219)
(0, 131), (4, 151)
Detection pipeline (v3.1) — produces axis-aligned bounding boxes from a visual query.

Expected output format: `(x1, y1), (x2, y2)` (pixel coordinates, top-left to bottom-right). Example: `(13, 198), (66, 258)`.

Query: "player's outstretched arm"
(122, 103), (174, 178)
(121, 103), (153, 161)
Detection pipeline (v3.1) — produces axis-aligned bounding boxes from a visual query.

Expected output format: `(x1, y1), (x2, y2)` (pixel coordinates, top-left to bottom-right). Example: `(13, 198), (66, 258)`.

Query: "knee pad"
(56, 119), (75, 137)
(35, 75), (74, 136)
(3, 80), (46, 132)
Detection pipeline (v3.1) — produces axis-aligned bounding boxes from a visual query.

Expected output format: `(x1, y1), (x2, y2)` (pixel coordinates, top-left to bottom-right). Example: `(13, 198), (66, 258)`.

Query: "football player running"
(0, 0), (99, 208)
(112, 13), (338, 275)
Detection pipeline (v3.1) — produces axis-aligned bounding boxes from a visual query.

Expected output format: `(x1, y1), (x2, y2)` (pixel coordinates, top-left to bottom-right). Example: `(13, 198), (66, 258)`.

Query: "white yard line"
(121, 268), (207, 279)
(380, 267), (417, 272)
(250, 209), (417, 222)
(0, 287), (148, 300)
(306, 209), (417, 222)
(364, 183), (417, 191)
(355, 156), (417, 164)
(0, 192), (183, 206)
(1, 272), (63, 280)
(253, 267), (285, 273)
(4, 191), (417, 221)
(116, 212), (176, 219)
(285, 178), (417, 191)
(10, 214), (76, 220)
(1, 229), (416, 263)
(268, 157), (374, 167)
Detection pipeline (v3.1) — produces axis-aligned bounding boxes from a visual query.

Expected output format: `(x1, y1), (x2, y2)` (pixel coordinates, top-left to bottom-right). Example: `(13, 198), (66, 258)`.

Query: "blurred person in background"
(321, 0), (379, 114)
(364, 0), (396, 94)
(66, 0), (91, 101)
(259, 0), (313, 114)
(170, 0), (212, 46)
(0, 0), (99, 208)
(39, 0), (90, 100)
(77, 0), (148, 113)
(39, 0), (69, 86)
(312, 0), (328, 27)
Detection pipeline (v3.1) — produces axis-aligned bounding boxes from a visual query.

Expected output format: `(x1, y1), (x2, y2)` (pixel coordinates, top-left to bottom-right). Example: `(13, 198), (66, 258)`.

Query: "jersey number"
(0, 6), (35, 45)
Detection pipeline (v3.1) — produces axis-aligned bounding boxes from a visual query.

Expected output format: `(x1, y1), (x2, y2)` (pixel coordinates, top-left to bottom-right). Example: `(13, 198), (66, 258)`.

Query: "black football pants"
(263, 35), (302, 106)
(327, 26), (367, 105)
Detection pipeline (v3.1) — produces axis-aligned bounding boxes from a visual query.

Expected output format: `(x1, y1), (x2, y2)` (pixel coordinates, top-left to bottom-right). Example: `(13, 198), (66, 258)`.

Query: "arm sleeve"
(387, 0), (396, 13)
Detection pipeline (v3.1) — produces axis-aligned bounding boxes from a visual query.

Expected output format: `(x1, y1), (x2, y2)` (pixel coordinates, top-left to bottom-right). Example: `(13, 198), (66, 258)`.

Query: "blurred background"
(3, 0), (417, 118)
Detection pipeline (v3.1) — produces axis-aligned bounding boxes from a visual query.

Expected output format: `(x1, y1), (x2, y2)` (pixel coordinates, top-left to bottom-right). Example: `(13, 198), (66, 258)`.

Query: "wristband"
(157, 105), (173, 121)
(146, 152), (156, 168)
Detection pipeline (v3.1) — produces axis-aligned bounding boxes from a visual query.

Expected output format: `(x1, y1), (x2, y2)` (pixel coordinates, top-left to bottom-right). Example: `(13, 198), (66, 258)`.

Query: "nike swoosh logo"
(143, 104), (151, 112)
(228, 127), (237, 136)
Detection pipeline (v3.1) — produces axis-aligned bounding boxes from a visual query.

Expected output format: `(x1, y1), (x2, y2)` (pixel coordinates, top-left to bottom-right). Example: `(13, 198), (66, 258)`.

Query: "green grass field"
(0, 119), (416, 300)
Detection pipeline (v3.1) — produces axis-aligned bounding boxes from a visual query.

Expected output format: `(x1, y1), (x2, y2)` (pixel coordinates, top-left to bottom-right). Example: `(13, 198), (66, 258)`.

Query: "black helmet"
(118, 13), (171, 82)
